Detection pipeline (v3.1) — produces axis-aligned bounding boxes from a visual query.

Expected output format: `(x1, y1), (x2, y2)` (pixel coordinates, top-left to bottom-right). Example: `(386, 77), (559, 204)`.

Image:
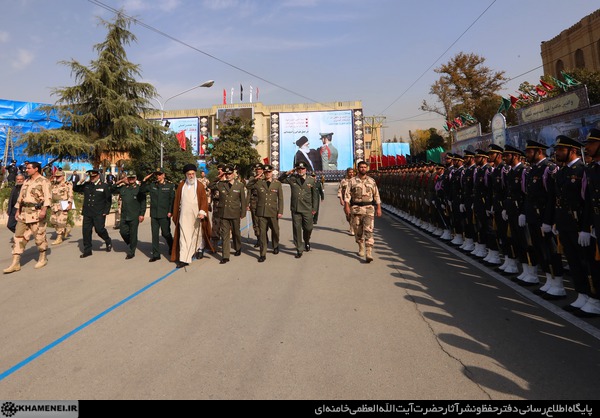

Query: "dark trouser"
(151, 217), (173, 258)
(82, 214), (111, 253)
(492, 203), (508, 254)
(527, 218), (559, 273)
(221, 218), (241, 259)
(588, 237), (600, 298)
(250, 207), (260, 238)
(292, 211), (313, 252)
(451, 200), (463, 235)
(463, 199), (475, 239)
(120, 218), (140, 256)
(559, 229), (590, 294)
(506, 212), (532, 265)
(7, 213), (17, 233)
(473, 201), (488, 245)
(258, 216), (279, 257)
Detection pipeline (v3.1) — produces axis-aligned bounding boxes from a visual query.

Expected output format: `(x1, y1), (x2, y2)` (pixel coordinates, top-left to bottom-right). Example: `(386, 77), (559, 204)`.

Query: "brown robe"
(170, 179), (215, 262)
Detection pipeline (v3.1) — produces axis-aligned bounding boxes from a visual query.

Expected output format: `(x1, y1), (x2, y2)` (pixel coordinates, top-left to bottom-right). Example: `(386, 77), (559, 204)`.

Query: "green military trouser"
(151, 217), (173, 258)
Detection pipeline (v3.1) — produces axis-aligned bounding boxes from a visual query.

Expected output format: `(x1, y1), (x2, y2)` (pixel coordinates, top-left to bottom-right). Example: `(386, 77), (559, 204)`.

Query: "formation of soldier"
(374, 129), (600, 318)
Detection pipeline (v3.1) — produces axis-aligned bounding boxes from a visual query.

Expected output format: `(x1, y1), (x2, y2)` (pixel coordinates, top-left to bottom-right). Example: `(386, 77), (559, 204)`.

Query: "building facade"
(541, 9), (600, 77)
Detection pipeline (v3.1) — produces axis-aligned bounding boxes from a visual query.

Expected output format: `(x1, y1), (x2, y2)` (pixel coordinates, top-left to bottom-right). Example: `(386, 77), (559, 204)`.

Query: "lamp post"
(155, 80), (214, 167)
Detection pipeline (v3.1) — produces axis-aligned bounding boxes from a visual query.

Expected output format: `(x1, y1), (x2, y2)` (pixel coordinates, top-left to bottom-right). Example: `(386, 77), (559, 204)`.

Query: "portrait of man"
(293, 136), (322, 172)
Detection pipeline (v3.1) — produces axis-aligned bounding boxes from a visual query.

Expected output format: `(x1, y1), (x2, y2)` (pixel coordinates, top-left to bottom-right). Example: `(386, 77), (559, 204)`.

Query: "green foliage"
(205, 116), (261, 178)
(0, 185), (12, 215)
(568, 68), (600, 106)
(18, 11), (163, 168)
(128, 131), (198, 184)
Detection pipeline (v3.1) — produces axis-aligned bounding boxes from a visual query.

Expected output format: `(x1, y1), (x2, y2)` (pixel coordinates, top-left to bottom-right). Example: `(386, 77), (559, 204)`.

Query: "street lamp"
(154, 80), (214, 167)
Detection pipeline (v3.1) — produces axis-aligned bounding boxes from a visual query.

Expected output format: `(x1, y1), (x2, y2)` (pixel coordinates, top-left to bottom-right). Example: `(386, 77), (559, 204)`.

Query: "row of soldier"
(3, 159), (340, 274)
(375, 129), (600, 318)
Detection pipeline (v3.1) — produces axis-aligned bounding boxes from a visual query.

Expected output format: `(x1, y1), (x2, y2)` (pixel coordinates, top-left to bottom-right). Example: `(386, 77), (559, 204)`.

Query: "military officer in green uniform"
(141, 167), (175, 262)
(111, 172), (147, 259)
(209, 165), (248, 264)
(279, 161), (319, 258)
(247, 163), (264, 247)
(246, 164), (284, 262)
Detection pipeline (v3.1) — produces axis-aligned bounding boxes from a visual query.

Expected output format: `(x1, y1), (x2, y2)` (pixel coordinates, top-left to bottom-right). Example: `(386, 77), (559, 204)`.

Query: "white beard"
(186, 176), (197, 186)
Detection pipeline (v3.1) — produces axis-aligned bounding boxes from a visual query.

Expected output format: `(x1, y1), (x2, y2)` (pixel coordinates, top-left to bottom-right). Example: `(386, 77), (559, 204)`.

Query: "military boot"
(365, 247), (374, 263)
(358, 242), (365, 257)
(34, 251), (48, 269)
(3, 255), (21, 274)
(52, 233), (64, 245)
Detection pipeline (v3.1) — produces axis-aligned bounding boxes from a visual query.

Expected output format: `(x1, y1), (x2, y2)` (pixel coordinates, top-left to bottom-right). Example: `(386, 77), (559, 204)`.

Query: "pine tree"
(19, 11), (163, 168)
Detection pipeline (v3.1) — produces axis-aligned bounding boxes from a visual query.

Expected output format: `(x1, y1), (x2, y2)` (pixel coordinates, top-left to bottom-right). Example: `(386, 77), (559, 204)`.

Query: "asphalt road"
(1, 183), (599, 400)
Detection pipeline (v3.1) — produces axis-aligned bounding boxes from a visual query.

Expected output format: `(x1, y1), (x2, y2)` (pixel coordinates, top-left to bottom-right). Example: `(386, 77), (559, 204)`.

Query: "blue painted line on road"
(0, 268), (179, 382)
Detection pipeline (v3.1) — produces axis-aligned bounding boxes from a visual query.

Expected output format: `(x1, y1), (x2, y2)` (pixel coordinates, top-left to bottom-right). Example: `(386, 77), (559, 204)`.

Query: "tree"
(19, 12), (163, 168)
(421, 52), (506, 134)
(567, 68), (600, 106)
(205, 117), (261, 179)
(128, 131), (198, 184)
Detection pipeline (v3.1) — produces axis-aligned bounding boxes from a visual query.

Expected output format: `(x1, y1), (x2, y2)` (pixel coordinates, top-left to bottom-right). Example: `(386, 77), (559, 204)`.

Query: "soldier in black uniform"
(460, 150), (477, 252)
(551, 135), (588, 302)
(522, 140), (559, 288)
(141, 167), (175, 262)
(472, 149), (491, 258)
(6, 160), (18, 183)
(449, 154), (465, 246)
(112, 172), (147, 259)
(580, 128), (600, 316)
(486, 144), (507, 266)
(73, 168), (113, 258)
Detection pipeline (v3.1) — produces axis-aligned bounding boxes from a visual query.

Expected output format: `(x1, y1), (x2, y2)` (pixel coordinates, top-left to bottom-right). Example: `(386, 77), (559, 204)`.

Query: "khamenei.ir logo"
(1, 402), (18, 418)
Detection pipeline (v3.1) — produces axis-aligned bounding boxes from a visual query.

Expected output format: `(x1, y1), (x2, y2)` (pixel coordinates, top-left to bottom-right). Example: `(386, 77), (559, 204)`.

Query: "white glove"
(459, 204), (466, 213)
(424, 199), (430, 206)
(518, 214), (526, 227)
(489, 207), (494, 215)
(441, 204), (446, 210)
(541, 223), (552, 234)
(501, 210), (508, 221)
(578, 231), (591, 247)
(592, 228), (596, 239)
(552, 225), (559, 236)
(485, 210), (491, 217)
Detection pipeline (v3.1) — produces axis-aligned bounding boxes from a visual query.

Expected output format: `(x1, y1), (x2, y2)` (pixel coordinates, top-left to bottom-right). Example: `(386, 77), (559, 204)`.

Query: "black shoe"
(258, 256), (266, 263)
(220, 258), (229, 264)
(149, 257), (160, 262)
(176, 261), (189, 269)
(253, 240), (260, 248)
(305, 243), (311, 252)
(106, 242), (112, 252)
(295, 251), (302, 259)
(126, 254), (135, 260)
(80, 252), (92, 258)
(273, 247), (279, 255)
(562, 304), (581, 312)
(195, 250), (204, 259)
(234, 250), (241, 256)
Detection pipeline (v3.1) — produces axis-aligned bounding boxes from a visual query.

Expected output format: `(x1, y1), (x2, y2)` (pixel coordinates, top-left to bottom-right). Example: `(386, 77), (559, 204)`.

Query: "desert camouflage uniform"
(50, 180), (74, 236)
(13, 175), (52, 255)
(344, 175), (381, 249)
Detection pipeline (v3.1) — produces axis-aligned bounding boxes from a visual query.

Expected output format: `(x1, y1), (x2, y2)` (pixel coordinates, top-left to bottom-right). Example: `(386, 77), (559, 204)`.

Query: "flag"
(256, 86), (259, 101)
(535, 85), (547, 97)
(540, 79), (555, 91)
(561, 71), (580, 86)
(509, 95), (520, 108)
(454, 117), (463, 128)
(199, 134), (206, 155)
(240, 84), (243, 101)
(231, 87), (234, 103)
(176, 130), (186, 150)
(250, 85), (253, 103)
(263, 157), (269, 165)
(497, 97), (512, 113)
(223, 89), (227, 105)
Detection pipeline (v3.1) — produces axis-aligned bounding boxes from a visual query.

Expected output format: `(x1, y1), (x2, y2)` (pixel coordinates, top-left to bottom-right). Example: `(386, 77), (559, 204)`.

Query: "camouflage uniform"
(50, 177), (74, 243)
(337, 176), (353, 234)
(4, 174), (52, 273)
(344, 174), (381, 259)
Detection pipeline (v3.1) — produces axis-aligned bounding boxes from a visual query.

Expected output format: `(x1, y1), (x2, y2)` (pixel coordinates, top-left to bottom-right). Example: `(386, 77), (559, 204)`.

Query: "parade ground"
(1, 184), (599, 400)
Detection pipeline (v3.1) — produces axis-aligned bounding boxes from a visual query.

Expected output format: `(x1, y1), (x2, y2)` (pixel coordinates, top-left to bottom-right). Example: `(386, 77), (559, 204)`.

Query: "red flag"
(509, 95), (520, 108)
(397, 155), (406, 165)
(263, 157), (269, 165)
(223, 89), (227, 104)
(176, 130), (187, 150)
(389, 155), (397, 166)
(535, 85), (547, 97)
(369, 155), (376, 171)
(199, 134), (205, 155)
(540, 79), (555, 91)
(454, 117), (463, 128)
